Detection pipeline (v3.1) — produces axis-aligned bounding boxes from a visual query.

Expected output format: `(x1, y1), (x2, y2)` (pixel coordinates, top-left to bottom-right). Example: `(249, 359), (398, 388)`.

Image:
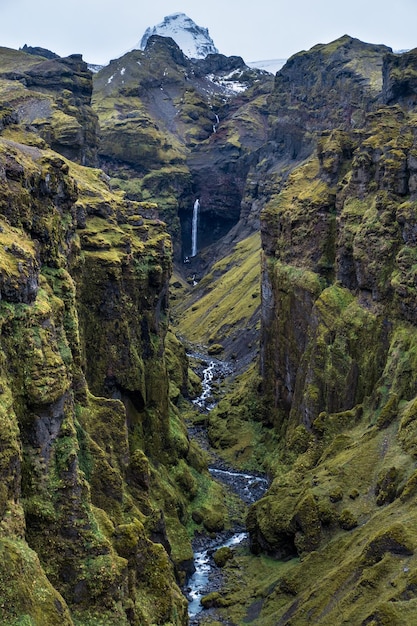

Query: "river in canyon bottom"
(184, 353), (269, 623)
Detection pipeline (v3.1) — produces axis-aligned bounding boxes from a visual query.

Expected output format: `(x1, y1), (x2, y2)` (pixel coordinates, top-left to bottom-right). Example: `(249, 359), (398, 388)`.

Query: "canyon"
(0, 27), (416, 626)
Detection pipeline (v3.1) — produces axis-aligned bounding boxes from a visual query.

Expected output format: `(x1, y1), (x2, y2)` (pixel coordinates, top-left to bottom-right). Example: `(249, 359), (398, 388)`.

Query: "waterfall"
(191, 199), (199, 257)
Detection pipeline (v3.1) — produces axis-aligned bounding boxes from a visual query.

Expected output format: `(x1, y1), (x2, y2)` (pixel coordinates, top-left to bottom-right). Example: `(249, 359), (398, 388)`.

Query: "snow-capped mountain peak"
(138, 13), (219, 59)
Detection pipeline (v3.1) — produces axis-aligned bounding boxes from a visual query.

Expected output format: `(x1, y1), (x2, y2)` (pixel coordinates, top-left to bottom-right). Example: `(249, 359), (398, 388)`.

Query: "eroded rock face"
(243, 45), (417, 624)
(269, 35), (391, 148)
(382, 48), (417, 107)
(193, 53), (246, 76)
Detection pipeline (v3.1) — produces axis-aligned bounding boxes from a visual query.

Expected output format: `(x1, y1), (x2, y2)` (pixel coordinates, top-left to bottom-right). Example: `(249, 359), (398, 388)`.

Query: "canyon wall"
(246, 43), (417, 625)
(0, 46), (207, 626)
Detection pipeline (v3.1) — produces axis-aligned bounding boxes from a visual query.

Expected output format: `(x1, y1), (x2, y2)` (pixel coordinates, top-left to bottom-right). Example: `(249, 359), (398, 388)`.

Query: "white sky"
(0, 0), (416, 65)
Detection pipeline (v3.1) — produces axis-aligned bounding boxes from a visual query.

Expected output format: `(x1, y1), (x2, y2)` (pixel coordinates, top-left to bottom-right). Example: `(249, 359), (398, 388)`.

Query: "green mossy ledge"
(0, 136), (205, 625)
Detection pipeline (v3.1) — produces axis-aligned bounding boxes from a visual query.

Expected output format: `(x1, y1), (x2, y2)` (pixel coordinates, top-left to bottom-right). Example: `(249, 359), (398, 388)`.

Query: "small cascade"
(188, 532), (247, 619)
(209, 468), (269, 504)
(192, 360), (216, 409)
(191, 198), (200, 257)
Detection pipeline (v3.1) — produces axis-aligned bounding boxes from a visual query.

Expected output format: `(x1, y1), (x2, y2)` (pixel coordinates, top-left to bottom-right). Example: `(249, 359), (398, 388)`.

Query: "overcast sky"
(1, 0), (416, 65)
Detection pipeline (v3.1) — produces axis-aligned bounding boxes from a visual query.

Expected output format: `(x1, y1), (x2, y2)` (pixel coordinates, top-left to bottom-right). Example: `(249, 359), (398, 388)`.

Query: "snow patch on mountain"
(248, 59), (287, 74)
(207, 71), (248, 94)
(137, 13), (219, 59)
(88, 63), (104, 74)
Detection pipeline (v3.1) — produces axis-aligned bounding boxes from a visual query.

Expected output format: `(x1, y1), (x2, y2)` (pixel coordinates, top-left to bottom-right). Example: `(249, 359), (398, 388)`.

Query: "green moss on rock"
(0, 538), (73, 626)
(361, 524), (414, 567)
(213, 546), (234, 568)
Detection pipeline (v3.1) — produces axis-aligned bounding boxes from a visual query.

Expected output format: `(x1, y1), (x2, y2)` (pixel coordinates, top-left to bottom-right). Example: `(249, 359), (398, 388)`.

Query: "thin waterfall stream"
(184, 353), (269, 623)
(191, 199), (200, 258)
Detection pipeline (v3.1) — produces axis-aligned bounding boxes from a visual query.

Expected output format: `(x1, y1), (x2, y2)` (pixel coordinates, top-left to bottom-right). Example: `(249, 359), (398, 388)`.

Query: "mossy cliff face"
(0, 44), (240, 624)
(260, 48), (417, 431)
(0, 114), (195, 624)
(74, 188), (173, 459)
(241, 47), (417, 625)
(0, 47), (99, 165)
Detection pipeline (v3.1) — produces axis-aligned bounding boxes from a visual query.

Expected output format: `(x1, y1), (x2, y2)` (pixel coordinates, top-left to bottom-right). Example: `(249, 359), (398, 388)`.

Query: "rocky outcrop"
(382, 48), (417, 107)
(20, 44), (60, 60)
(268, 35), (391, 154)
(0, 47), (99, 164)
(192, 53), (247, 75)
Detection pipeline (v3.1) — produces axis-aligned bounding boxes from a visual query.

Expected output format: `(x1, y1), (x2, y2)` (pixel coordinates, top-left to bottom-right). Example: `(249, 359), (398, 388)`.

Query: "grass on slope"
(171, 233), (261, 359)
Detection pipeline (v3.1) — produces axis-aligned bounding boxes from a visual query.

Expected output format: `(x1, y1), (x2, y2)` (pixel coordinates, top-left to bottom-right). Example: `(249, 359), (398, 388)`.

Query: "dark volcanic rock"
(382, 47), (417, 107)
(20, 44), (60, 60)
(144, 34), (189, 67)
(268, 35), (391, 156)
(24, 54), (92, 98)
(192, 53), (246, 76)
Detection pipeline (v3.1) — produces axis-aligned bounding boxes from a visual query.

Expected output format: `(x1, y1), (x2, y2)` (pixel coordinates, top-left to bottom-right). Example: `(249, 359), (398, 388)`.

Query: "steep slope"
(172, 232), (261, 366)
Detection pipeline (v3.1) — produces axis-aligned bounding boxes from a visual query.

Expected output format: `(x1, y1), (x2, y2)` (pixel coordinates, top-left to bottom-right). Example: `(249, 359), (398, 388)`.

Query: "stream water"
(184, 354), (269, 623)
(190, 352), (233, 411)
(187, 531), (248, 619)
